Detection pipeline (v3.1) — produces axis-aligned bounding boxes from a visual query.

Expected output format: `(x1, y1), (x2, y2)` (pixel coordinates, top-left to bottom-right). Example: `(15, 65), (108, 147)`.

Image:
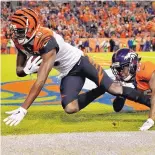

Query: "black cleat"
(113, 96), (126, 112)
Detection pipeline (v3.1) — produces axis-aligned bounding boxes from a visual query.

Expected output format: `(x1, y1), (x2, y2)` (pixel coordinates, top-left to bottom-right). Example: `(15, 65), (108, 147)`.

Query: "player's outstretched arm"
(140, 71), (155, 131)
(21, 50), (56, 109)
(16, 50), (27, 77)
(3, 49), (56, 126)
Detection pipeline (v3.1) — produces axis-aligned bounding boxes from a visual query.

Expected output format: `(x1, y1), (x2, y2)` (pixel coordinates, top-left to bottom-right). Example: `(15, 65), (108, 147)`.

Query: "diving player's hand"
(23, 56), (42, 74)
(139, 118), (154, 131)
(3, 107), (27, 126)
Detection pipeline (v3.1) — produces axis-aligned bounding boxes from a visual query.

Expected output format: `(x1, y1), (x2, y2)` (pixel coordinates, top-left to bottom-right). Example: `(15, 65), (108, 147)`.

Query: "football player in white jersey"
(4, 8), (151, 126)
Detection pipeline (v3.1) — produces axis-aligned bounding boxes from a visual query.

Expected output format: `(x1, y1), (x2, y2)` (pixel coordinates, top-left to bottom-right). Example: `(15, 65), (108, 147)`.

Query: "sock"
(78, 87), (105, 110)
(122, 86), (151, 108)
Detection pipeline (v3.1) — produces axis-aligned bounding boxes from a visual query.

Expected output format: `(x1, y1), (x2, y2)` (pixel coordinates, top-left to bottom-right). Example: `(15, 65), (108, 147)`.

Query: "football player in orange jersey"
(111, 48), (155, 131)
(3, 9), (151, 127)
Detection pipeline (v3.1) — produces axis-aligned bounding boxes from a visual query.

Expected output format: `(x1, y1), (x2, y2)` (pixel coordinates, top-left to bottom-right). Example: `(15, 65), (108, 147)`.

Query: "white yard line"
(2, 131), (155, 155)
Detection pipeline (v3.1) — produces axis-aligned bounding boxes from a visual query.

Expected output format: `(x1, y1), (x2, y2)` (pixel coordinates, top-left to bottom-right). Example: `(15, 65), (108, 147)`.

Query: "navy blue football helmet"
(111, 48), (140, 82)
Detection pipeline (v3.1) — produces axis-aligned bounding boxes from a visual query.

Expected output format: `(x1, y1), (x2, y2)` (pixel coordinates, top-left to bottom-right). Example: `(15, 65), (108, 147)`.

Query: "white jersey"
(15, 28), (83, 79)
(53, 32), (83, 78)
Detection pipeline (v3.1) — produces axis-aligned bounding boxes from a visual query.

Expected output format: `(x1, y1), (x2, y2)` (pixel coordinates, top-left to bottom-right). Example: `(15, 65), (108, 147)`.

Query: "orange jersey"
(33, 26), (53, 53)
(136, 61), (155, 91)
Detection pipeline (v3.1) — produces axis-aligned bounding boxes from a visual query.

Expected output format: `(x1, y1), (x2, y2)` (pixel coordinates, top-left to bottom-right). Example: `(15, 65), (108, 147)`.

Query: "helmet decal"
(124, 52), (138, 61)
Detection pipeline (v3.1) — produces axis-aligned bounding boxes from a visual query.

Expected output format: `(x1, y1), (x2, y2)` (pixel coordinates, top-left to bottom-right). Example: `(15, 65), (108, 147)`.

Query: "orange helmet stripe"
(11, 15), (27, 26)
(11, 17), (26, 27)
(22, 9), (38, 29)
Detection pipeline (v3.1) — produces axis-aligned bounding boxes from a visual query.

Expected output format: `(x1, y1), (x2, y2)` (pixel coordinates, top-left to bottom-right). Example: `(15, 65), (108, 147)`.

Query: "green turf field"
(1, 52), (155, 135)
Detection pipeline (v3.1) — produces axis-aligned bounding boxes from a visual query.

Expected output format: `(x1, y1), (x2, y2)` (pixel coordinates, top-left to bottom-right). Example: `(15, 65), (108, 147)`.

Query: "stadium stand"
(1, 1), (155, 53)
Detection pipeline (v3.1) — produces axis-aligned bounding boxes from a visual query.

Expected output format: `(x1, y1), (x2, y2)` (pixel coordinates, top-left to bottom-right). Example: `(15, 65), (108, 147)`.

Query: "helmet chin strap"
(18, 37), (29, 45)
(123, 74), (133, 82)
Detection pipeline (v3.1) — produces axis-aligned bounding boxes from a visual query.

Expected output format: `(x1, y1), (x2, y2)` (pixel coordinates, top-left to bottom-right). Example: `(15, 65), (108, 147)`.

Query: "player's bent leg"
(77, 87), (105, 110)
(122, 86), (151, 107)
(60, 75), (85, 114)
(60, 57), (106, 114)
(108, 82), (122, 95)
(108, 83), (151, 107)
(81, 56), (113, 91)
(63, 87), (105, 114)
(64, 100), (79, 114)
(80, 55), (151, 109)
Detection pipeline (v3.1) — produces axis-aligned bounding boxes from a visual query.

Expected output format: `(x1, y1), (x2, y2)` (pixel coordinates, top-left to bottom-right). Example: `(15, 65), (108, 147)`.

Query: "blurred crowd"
(72, 37), (155, 53)
(1, 1), (155, 53)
